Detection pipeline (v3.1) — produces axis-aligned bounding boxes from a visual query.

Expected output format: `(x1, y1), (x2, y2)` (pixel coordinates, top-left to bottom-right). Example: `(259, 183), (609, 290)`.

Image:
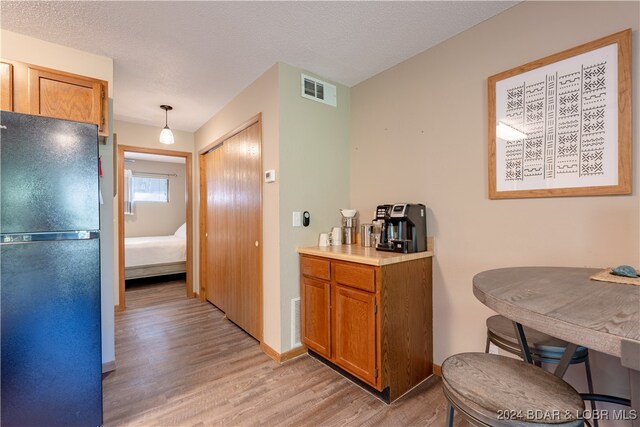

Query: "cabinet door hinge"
(374, 368), (378, 378)
(101, 85), (106, 100)
(374, 303), (377, 315)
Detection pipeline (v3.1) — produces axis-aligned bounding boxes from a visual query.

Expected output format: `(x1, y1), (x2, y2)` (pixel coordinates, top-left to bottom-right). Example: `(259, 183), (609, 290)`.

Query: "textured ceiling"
(1, 1), (517, 133)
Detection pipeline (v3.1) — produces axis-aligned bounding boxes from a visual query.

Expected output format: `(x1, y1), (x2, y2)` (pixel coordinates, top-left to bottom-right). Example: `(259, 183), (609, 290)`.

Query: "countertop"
(297, 237), (433, 266)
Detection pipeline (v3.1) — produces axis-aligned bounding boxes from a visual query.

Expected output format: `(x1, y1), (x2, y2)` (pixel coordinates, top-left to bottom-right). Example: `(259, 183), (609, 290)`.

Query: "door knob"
(255, 240), (259, 247)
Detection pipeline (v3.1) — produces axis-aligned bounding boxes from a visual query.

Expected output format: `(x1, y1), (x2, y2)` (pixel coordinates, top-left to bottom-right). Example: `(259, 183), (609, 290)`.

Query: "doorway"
(117, 145), (193, 310)
(199, 114), (263, 341)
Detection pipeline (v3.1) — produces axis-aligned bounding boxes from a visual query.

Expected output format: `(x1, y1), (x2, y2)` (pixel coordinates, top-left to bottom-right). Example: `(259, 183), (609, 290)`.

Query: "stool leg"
(485, 333), (490, 353)
(585, 355), (598, 427)
(513, 321), (533, 364)
(447, 404), (454, 427)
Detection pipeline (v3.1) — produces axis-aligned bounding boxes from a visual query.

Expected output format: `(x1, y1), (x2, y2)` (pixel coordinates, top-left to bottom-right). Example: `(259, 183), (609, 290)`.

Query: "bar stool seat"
(486, 315), (589, 364)
(442, 353), (584, 427)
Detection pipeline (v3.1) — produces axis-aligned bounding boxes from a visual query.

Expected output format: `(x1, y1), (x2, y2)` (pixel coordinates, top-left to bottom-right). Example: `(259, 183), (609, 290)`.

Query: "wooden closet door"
(204, 145), (228, 312)
(225, 122), (262, 339)
(202, 121), (262, 340)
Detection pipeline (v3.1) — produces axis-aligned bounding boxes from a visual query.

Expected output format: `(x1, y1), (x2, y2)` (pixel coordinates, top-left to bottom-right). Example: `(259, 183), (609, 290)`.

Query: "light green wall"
(277, 63), (351, 350)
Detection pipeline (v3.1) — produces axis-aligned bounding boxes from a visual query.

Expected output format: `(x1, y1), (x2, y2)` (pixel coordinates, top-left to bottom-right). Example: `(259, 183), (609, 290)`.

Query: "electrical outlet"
(265, 169), (276, 183)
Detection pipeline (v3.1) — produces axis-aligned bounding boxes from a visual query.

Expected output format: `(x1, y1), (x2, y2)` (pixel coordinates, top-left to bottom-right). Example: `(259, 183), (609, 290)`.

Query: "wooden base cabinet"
(301, 276), (331, 358)
(334, 284), (377, 385)
(300, 254), (433, 402)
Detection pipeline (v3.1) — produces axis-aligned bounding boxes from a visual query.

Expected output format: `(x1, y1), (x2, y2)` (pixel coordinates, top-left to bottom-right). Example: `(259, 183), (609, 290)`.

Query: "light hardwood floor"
(103, 279), (467, 426)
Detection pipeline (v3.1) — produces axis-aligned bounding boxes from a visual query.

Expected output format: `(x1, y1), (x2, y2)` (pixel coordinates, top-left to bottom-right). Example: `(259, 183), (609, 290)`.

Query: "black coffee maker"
(376, 203), (427, 253)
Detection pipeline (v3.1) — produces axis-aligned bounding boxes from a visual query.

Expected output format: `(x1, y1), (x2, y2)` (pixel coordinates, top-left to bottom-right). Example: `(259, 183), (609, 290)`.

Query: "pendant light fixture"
(159, 105), (175, 145)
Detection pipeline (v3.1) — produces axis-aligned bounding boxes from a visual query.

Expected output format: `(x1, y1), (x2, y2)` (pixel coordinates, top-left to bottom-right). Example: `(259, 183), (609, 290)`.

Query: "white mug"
(331, 227), (342, 245)
(318, 233), (330, 247)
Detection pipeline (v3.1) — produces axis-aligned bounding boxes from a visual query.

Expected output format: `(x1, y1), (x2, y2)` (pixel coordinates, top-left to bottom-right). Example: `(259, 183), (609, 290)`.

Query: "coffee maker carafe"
(376, 203), (427, 253)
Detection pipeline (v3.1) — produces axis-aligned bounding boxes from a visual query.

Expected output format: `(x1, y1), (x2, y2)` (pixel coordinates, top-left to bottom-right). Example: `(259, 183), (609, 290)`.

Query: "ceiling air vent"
(301, 74), (337, 107)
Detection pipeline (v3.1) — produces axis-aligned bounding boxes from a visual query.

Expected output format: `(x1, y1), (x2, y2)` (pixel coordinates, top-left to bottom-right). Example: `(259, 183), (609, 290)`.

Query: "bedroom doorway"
(117, 145), (193, 310)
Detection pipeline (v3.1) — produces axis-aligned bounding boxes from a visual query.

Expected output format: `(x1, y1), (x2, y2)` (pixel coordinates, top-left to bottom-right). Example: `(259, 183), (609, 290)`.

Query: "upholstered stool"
(485, 314), (595, 386)
(442, 353), (584, 427)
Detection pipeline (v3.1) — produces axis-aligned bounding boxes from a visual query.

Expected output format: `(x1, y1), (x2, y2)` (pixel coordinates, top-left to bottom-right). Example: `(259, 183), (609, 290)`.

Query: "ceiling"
(1, 1), (517, 133)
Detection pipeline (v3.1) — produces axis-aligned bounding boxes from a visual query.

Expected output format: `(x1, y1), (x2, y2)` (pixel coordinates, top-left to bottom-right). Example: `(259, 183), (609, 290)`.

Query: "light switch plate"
(292, 211), (302, 227)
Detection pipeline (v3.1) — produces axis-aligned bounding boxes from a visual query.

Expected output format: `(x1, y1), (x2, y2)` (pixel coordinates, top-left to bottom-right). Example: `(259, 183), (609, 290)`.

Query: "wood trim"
(0, 59), (28, 112)
(257, 116), (264, 343)
(260, 342), (307, 364)
(433, 363), (442, 377)
(260, 342), (279, 362)
(1, 62), (14, 111)
(198, 150), (207, 301)
(102, 360), (116, 373)
(488, 28), (632, 199)
(184, 153), (193, 299)
(117, 144), (194, 310)
(198, 113), (262, 155)
(117, 146), (125, 310)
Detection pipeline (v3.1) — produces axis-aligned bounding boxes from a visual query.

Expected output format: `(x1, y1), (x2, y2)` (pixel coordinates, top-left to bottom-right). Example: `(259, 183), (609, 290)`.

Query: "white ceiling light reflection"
(496, 122), (527, 142)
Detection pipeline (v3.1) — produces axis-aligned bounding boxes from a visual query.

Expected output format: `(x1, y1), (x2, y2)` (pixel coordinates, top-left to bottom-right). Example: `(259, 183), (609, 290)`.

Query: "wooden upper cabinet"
(0, 59), (108, 137)
(29, 66), (107, 136)
(1, 62), (13, 111)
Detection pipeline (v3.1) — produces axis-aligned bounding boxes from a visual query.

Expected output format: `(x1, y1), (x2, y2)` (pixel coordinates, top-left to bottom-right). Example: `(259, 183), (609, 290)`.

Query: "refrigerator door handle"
(1, 231), (100, 244)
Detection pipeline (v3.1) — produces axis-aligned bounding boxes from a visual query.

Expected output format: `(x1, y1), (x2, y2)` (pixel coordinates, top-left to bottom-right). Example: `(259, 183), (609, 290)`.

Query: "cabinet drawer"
(300, 256), (330, 280)
(334, 263), (375, 292)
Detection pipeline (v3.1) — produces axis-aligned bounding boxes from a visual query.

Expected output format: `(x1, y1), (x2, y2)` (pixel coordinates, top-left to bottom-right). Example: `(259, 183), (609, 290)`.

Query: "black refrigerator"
(0, 111), (103, 426)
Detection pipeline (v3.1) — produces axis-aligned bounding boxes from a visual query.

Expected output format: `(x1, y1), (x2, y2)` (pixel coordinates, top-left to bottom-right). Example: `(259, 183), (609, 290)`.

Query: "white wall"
(124, 160), (186, 237)
(0, 29), (116, 365)
(349, 1), (639, 420)
(114, 119), (194, 153)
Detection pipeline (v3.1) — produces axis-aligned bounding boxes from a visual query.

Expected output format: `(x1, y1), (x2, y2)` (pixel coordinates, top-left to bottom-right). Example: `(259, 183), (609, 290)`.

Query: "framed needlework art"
(488, 29), (631, 199)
